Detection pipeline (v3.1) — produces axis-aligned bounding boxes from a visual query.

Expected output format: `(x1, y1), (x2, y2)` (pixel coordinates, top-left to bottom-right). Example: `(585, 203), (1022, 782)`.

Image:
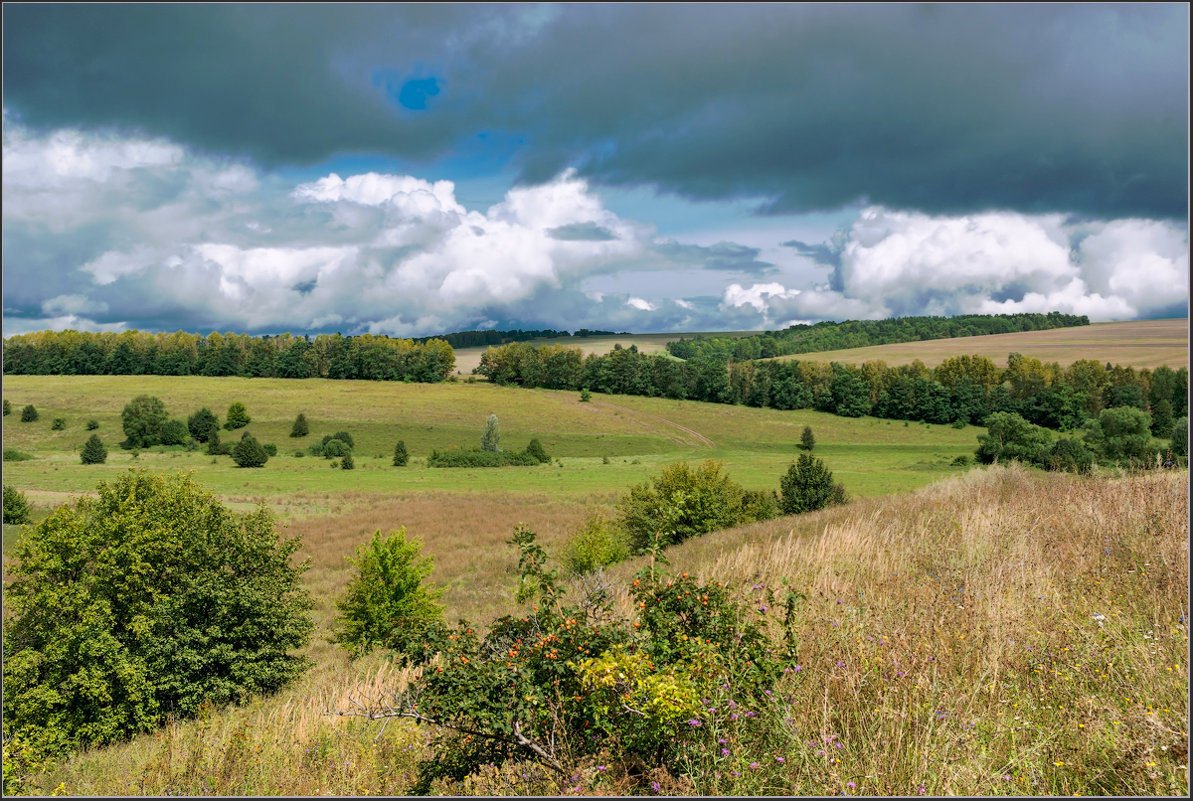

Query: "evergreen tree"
(187, 408), (219, 443)
(800, 425), (815, 451)
(3, 399), (10, 416)
(393, 440), (409, 467)
(80, 434), (108, 465)
(780, 453), (846, 515)
(290, 413), (309, 438)
(1150, 398), (1174, 438)
(3, 485), (30, 524)
(1171, 417), (1188, 459)
(232, 432), (269, 467)
(20, 404), (38, 423)
(340, 451), (355, 470)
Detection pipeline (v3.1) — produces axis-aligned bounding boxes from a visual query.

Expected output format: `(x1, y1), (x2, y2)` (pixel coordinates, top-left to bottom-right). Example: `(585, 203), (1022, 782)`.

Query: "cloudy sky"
(2, 3), (1188, 338)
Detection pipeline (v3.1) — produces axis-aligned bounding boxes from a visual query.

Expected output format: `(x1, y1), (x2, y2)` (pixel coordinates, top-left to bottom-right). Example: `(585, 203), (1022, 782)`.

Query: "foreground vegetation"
(6, 465), (1186, 796)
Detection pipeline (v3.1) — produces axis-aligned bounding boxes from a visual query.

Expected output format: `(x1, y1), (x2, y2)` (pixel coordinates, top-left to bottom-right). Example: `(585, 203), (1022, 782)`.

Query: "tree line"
(665, 312), (1090, 361)
(478, 342), (1188, 434)
(2, 330), (455, 382)
(411, 327), (627, 349)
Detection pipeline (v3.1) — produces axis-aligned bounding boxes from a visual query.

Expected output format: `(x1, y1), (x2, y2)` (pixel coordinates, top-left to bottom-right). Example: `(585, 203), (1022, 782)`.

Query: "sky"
(2, 3), (1189, 338)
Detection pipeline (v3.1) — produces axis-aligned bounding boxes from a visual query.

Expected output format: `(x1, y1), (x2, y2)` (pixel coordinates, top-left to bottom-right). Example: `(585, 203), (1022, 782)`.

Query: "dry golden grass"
(769, 318), (1189, 369)
(18, 465), (1189, 796)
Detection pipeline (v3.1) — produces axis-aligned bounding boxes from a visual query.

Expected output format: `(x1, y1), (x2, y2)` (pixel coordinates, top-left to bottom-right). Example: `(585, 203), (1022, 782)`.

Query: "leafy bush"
(3, 485), (30, 524)
(619, 460), (748, 551)
(951, 454), (973, 467)
(223, 402), (251, 430)
(1044, 437), (1094, 474)
(3, 449), (33, 462)
(50, 418), (66, 431)
(426, 448), (541, 468)
(740, 488), (780, 522)
(263, 443), (278, 457)
(779, 452), (847, 515)
(975, 411), (1052, 467)
(322, 438), (351, 459)
(80, 434), (108, 465)
(393, 440), (409, 466)
(579, 388), (592, 402)
(340, 452), (355, 470)
(159, 419), (188, 446)
(2, 399), (10, 416)
(559, 514), (631, 575)
(1082, 406), (1154, 465)
(329, 431), (355, 449)
(331, 528), (445, 661)
(187, 407), (219, 443)
(290, 413), (309, 438)
(20, 404), (38, 423)
(205, 432), (233, 456)
(2, 471), (313, 759)
(121, 395), (168, 448)
(86, 419), (99, 430)
(353, 527), (799, 795)
(232, 433), (269, 467)
(524, 437), (550, 464)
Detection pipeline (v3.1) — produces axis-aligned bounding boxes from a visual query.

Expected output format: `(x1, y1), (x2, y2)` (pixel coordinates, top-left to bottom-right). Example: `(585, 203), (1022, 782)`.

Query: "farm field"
(767, 318), (1189, 369)
(450, 330), (757, 376)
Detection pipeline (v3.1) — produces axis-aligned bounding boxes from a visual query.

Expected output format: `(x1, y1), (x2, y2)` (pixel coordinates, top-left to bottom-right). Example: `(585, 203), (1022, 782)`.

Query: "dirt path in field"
(585, 399), (715, 449)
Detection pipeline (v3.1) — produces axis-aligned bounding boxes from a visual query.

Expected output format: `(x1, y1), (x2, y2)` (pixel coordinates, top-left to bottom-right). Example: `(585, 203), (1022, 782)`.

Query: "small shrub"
(951, 419), (967, 429)
(951, 454), (972, 467)
(741, 488), (780, 522)
(340, 452), (355, 470)
(619, 460), (748, 551)
(579, 388), (592, 402)
(86, 419), (99, 430)
(231, 432), (269, 468)
(289, 413), (309, 438)
(393, 440), (409, 466)
(2, 399), (10, 416)
(263, 443), (278, 457)
(50, 418), (66, 431)
(780, 452), (847, 515)
(3, 449), (33, 462)
(223, 402), (250, 430)
(158, 419), (188, 446)
(1045, 437), (1094, 474)
(523, 438), (549, 464)
(800, 425), (815, 451)
(331, 528), (445, 661)
(80, 434), (108, 465)
(292, 450), (306, 458)
(329, 431), (355, 449)
(426, 448), (541, 468)
(3, 485), (31, 524)
(20, 405), (38, 423)
(322, 438), (351, 459)
(560, 514), (631, 575)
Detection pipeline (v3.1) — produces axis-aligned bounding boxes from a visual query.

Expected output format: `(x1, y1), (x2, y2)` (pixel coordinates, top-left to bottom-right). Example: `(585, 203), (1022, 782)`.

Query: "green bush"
(426, 448), (541, 468)
(262, 443), (278, 457)
(340, 452), (355, 470)
(779, 452), (847, 515)
(158, 419), (188, 446)
(328, 431), (355, 449)
(1083, 406), (1154, 465)
(524, 438), (550, 464)
(800, 425), (815, 451)
(232, 433), (269, 467)
(579, 388), (592, 402)
(187, 407), (219, 443)
(331, 528), (445, 661)
(3, 449), (33, 462)
(50, 418), (66, 431)
(741, 488), (780, 522)
(560, 514), (631, 575)
(289, 413), (309, 438)
(80, 434), (108, 465)
(369, 527), (798, 795)
(975, 411), (1052, 467)
(2, 399), (10, 416)
(86, 419), (99, 431)
(2, 471), (313, 759)
(205, 432), (233, 456)
(20, 405), (38, 423)
(121, 395), (168, 448)
(1172, 417), (1188, 458)
(223, 402), (251, 430)
(393, 440), (409, 467)
(619, 460), (748, 551)
(322, 438), (351, 459)
(951, 454), (973, 467)
(3, 485), (30, 524)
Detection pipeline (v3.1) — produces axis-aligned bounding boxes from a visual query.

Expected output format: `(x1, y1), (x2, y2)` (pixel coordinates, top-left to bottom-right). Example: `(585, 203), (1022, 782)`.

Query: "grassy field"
(9, 466), (1187, 797)
(768, 318), (1188, 369)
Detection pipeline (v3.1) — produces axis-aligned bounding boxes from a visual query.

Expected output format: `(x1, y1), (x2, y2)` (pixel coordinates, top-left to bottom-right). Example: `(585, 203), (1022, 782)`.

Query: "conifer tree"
(80, 434), (108, 465)
(393, 440), (409, 466)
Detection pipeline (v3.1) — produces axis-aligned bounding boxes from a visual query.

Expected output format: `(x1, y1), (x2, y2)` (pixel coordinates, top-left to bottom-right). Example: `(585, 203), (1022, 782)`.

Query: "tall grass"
(15, 465), (1188, 796)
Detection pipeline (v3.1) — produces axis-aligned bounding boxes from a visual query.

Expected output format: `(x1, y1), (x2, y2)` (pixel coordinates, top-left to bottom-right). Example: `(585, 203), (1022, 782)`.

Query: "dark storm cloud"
(4, 4), (1185, 219)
